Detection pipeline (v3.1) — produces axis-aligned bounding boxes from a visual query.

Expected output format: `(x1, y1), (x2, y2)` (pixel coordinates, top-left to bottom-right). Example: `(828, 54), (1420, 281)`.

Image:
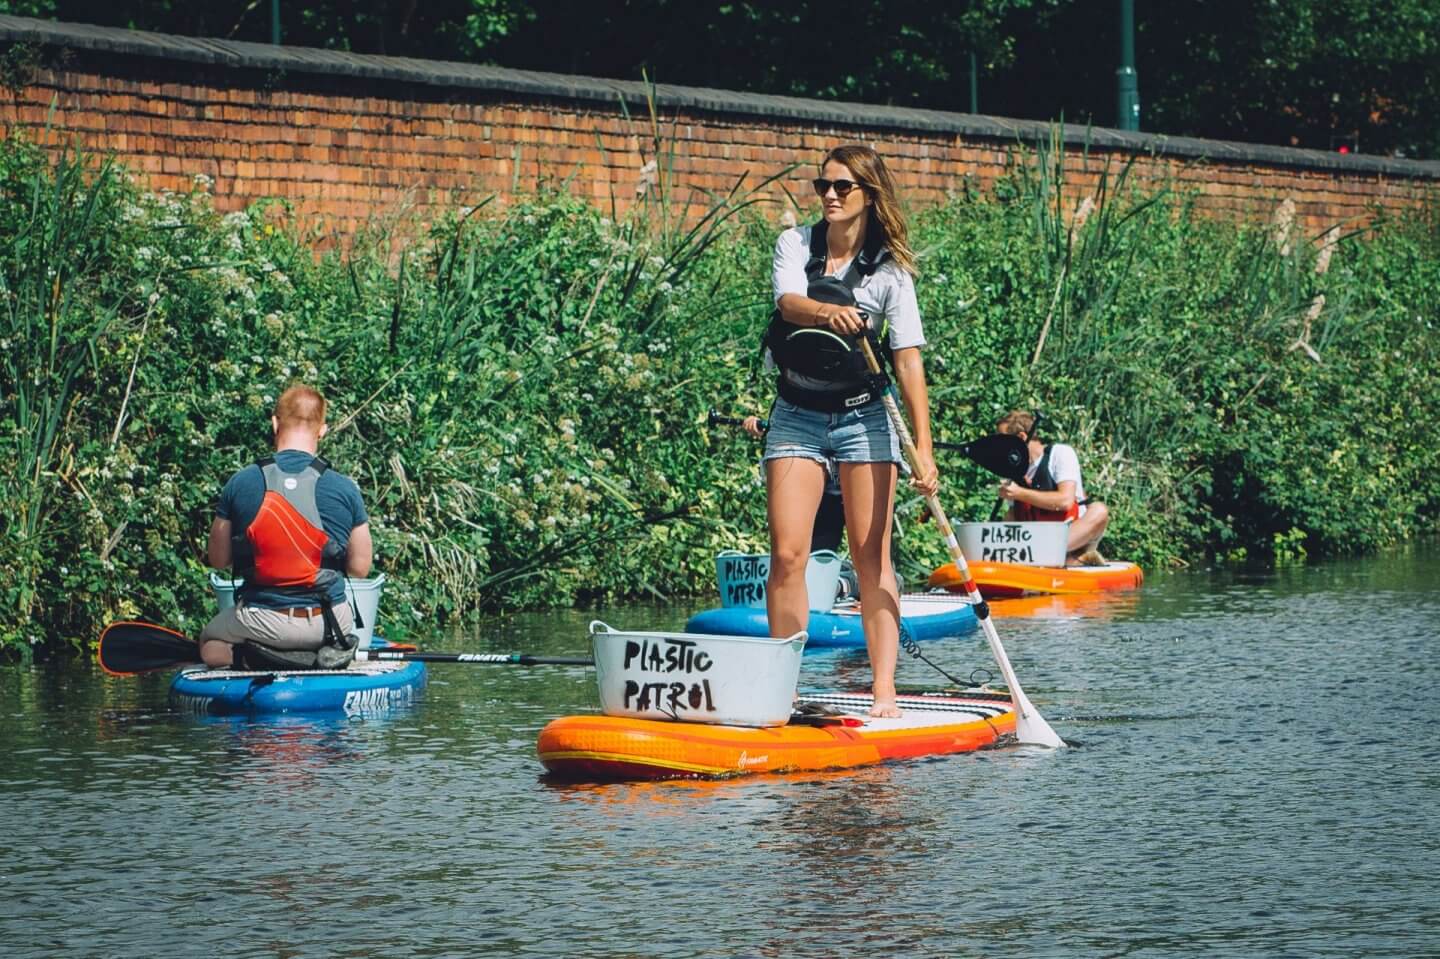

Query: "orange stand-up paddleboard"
(538, 691), (1015, 782)
(928, 560), (1143, 598)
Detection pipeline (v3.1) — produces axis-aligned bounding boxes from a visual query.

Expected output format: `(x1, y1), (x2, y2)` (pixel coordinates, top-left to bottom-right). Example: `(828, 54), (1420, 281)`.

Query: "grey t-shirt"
(216, 449), (367, 608)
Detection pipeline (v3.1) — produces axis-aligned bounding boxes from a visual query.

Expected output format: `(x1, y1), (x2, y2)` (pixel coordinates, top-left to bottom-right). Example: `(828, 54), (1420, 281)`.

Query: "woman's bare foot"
(869, 683), (902, 718)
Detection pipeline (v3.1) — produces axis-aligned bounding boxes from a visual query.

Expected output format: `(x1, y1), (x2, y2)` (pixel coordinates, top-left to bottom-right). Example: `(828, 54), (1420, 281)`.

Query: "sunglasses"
(812, 177), (866, 198)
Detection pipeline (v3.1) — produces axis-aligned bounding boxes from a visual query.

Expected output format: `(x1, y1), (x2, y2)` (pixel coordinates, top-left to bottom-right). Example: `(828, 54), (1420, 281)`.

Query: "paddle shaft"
(708, 410), (768, 432)
(857, 338), (1065, 747)
(97, 622), (597, 673)
(358, 650), (593, 666)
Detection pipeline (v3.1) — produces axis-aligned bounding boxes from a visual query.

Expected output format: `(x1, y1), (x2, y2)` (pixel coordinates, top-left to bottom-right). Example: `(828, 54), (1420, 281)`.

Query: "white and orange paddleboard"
(537, 690), (1015, 781)
(929, 560), (1143, 598)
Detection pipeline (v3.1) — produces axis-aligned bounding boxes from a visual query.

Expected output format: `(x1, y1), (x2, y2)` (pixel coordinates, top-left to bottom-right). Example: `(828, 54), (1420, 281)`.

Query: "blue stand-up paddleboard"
(686, 593), (978, 649)
(168, 573), (426, 716)
(169, 659), (427, 717)
(700, 551), (978, 648)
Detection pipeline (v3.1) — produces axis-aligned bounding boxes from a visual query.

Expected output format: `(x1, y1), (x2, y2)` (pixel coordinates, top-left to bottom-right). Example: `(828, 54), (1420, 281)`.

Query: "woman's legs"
(839, 460), (901, 717)
(766, 456), (828, 638)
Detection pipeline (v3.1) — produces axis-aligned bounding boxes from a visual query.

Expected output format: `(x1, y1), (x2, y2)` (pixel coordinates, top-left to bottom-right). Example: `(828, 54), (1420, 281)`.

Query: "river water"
(2, 549), (1437, 958)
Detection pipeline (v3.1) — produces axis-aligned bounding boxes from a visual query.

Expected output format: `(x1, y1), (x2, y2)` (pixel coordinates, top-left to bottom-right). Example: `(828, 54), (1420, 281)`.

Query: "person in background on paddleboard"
(994, 409), (1110, 566)
(764, 144), (937, 718)
(198, 385), (373, 669)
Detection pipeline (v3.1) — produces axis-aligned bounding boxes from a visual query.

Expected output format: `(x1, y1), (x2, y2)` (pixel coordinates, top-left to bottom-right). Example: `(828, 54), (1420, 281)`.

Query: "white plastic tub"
(590, 621), (806, 727)
(956, 521), (1070, 567)
(714, 549), (841, 611)
(209, 572), (387, 649)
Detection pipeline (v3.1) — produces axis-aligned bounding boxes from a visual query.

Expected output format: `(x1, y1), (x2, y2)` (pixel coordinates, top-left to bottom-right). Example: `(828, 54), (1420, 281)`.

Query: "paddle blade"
(954, 433), (1029, 482)
(98, 621), (201, 676)
(1012, 691), (1067, 748)
(977, 618), (1066, 748)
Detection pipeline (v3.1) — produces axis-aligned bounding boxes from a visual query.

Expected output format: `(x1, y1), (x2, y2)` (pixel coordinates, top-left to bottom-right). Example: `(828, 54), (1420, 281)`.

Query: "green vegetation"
(1, 131), (1437, 658)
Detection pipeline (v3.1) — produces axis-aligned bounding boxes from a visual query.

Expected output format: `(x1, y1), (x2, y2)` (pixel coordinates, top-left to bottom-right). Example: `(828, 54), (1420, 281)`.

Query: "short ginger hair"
(274, 385), (327, 431)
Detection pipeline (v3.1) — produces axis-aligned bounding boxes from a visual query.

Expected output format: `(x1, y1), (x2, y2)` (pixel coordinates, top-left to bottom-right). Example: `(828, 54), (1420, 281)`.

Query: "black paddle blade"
(98, 621), (201, 676)
(940, 433), (1029, 481)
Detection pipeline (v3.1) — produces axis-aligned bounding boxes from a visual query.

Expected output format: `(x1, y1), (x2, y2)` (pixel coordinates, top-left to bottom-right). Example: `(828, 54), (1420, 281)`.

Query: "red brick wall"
(1, 39), (1436, 244)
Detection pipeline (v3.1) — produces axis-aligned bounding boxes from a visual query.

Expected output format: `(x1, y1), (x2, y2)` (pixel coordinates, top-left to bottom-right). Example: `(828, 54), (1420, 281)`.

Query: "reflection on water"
(989, 588), (1142, 621)
(1, 549), (1438, 957)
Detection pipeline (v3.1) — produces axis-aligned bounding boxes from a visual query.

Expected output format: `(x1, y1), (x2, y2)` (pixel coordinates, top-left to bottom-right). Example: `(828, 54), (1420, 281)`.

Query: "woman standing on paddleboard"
(763, 144), (938, 717)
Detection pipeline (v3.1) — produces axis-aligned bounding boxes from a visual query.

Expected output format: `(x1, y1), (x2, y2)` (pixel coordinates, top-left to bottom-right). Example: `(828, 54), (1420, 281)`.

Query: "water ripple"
(2, 551), (1438, 957)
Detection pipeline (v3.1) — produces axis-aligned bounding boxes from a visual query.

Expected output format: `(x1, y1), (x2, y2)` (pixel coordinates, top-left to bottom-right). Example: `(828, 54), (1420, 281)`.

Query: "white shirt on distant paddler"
(1027, 442), (1089, 517)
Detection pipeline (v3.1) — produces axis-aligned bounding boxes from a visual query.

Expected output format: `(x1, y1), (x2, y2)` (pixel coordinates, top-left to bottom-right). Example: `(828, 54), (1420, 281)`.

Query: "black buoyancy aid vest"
(1014, 445), (1084, 523)
(766, 221), (893, 412)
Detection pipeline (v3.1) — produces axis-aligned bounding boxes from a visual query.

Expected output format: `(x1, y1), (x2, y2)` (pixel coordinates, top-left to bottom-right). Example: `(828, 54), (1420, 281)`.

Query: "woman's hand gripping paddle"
(856, 337), (1066, 748)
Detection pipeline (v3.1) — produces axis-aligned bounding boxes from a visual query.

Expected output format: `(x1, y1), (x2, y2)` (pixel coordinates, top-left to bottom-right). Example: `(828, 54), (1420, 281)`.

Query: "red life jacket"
(226, 456), (359, 669)
(233, 456), (343, 591)
(1013, 444), (1082, 523)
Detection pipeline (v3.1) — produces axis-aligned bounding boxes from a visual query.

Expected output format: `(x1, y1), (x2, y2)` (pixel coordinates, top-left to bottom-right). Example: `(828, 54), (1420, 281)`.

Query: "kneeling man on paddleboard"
(994, 410), (1110, 566)
(199, 384), (373, 669)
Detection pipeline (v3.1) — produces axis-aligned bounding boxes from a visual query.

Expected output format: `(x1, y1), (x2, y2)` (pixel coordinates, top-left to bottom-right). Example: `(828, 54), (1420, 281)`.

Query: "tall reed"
(0, 137), (128, 641)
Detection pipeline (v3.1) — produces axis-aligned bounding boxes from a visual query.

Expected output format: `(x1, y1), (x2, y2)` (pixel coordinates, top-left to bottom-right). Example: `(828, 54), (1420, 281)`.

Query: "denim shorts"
(762, 397), (902, 468)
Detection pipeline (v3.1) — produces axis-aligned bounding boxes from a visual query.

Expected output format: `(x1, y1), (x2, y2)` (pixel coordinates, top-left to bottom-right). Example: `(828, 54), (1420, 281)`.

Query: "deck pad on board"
(176, 660), (412, 682)
(797, 691), (1013, 729)
(826, 594), (979, 617)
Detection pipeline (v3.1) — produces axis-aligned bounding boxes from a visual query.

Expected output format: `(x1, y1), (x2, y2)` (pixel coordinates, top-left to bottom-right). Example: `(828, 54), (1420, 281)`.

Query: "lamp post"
(969, 51), (979, 114)
(1116, 0), (1140, 130)
(271, 0), (281, 45)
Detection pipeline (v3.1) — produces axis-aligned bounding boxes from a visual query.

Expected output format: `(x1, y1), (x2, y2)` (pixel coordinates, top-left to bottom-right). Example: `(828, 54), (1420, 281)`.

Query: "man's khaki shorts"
(200, 602), (355, 651)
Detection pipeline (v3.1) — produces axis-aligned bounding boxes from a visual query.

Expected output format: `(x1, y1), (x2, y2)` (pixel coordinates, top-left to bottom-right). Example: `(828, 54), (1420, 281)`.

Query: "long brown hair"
(822, 144), (918, 276)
